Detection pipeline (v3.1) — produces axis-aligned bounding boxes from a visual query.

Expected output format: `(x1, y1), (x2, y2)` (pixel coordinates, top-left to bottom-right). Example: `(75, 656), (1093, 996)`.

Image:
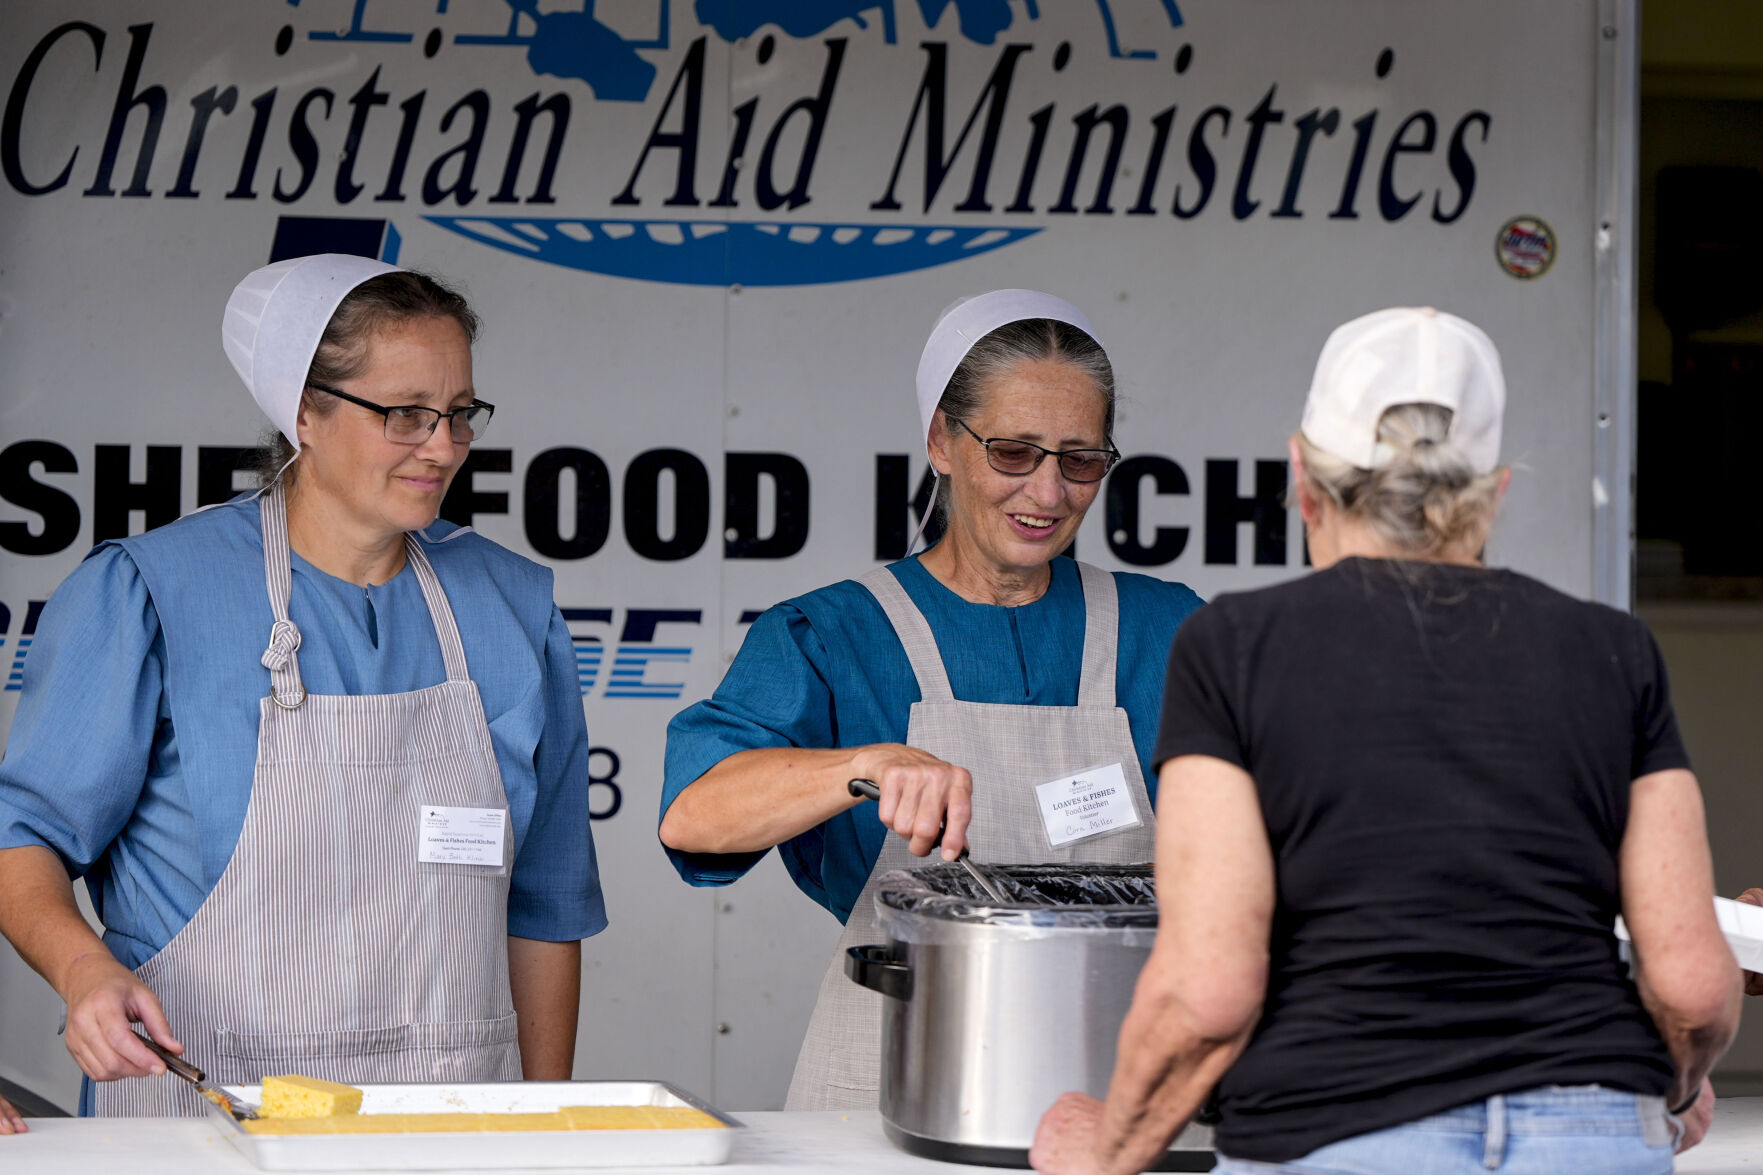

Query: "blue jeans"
(1214, 1086), (1679, 1174)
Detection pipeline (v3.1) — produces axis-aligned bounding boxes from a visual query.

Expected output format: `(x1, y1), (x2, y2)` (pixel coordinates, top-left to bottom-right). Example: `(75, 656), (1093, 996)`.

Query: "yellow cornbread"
(559, 1105), (725, 1130)
(246, 1114), (507, 1135)
(257, 1075), (365, 1119)
(241, 1106), (725, 1134)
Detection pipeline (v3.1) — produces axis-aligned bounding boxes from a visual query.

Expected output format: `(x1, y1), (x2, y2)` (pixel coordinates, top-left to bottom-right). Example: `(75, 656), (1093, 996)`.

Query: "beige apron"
(97, 485), (521, 1116)
(784, 560), (1159, 1111)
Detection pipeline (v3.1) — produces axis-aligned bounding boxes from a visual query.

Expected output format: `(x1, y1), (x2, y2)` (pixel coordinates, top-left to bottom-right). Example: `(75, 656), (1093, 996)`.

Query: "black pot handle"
(845, 944), (911, 1000)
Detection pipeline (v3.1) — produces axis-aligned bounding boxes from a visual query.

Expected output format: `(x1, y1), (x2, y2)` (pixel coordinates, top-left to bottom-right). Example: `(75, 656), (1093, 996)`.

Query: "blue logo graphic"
(562, 607), (707, 700)
(425, 216), (1040, 286)
(2, 602), (40, 693)
(696, 1), (1182, 61)
(453, 1), (671, 102)
(287, 0), (1186, 285)
(294, 0), (1185, 102)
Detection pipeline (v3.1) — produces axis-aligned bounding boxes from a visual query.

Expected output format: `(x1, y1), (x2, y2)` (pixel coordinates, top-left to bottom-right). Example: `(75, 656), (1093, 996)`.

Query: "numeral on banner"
(588, 746), (623, 821)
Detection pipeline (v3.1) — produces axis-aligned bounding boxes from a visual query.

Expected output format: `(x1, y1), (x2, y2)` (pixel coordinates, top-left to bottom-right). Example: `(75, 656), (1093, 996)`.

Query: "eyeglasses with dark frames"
(308, 382), (495, 444)
(951, 418), (1119, 483)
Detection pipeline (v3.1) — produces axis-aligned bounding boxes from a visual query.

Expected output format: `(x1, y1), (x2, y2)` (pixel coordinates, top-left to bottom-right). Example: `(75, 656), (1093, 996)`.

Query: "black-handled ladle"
(847, 778), (1011, 905)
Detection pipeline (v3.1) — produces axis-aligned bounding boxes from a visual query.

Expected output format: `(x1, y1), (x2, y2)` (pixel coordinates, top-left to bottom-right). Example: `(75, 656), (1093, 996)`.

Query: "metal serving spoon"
(847, 778), (1011, 905)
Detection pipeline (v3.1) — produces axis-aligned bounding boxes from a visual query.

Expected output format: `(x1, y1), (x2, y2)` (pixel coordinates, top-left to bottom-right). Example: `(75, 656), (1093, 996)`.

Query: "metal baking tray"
(201, 1080), (741, 1170)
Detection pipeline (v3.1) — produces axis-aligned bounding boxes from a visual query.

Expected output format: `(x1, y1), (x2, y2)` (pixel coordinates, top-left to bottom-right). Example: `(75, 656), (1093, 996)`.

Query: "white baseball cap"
(1300, 306), (1505, 474)
(222, 253), (403, 451)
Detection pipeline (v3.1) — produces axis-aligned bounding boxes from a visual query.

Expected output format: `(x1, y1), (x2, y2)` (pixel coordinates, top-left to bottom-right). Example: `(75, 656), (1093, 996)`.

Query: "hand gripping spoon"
(847, 778), (1011, 905)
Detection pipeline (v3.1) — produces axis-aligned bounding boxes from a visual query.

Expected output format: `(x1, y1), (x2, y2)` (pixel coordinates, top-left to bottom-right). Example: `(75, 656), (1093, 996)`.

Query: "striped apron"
(97, 485), (522, 1117)
(784, 561), (1162, 1110)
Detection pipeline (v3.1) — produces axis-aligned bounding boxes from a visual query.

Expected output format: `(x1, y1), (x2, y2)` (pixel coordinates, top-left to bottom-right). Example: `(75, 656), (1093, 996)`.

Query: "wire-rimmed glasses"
(308, 382), (495, 444)
(952, 418), (1119, 483)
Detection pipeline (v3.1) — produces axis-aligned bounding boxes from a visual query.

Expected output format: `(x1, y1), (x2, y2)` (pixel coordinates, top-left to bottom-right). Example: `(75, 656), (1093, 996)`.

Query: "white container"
(201, 1081), (740, 1171)
(1614, 896), (1763, 971)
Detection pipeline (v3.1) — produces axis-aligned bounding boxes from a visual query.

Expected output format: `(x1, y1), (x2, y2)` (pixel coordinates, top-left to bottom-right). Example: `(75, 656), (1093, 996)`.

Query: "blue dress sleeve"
(506, 605), (608, 941)
(659, 604), (838, 900)
(0, 545), (164, 875)
(1111, 573), (1207, 801)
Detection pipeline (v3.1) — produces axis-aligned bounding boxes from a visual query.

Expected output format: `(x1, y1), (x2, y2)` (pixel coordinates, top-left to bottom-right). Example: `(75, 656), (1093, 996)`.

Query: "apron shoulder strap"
(1074, 561), (1120, 709)
(857, 566), (955, 703)
(258, 486), (472, 698)
(258, 485), (307, 709)
(404, 537), (471, 683)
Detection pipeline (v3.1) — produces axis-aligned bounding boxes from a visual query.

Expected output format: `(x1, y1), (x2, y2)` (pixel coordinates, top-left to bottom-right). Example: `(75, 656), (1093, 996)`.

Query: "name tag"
(1035, 762), (1141, 848)
(418, 805), (507, 867)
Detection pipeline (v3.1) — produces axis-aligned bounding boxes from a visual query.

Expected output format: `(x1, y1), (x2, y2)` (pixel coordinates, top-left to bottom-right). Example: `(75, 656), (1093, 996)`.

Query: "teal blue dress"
(660, 555), (1203, 921)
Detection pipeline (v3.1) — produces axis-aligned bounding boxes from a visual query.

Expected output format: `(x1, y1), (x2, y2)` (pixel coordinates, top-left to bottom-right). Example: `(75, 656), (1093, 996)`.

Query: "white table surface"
(3, 1111), (993, 1174)
(6, 1102), (1761, 1172)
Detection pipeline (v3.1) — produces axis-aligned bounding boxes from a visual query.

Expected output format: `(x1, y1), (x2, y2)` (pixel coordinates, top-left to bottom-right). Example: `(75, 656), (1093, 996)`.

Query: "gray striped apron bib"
(784, 560), (1159, 1111)
(97, 485), (521, 1117)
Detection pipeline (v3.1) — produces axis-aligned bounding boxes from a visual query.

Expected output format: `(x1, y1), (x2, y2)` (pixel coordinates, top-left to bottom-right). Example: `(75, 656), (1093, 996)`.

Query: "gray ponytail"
(1295, 403), (1502, 556)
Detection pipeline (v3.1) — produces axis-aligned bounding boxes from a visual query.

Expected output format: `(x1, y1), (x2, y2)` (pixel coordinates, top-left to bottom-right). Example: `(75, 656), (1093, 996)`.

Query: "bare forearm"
(1639, 968), (1741, 1106)
(1033, 758), (1273, 1175)
(658, 746), (871, 854)
(0, 846), (180, 1080)
(1093, 989), (1249, 1175)
(1620, 771), (1743, 1107)
(0, 845), (109, 998)
(509, 937), (581, 1080)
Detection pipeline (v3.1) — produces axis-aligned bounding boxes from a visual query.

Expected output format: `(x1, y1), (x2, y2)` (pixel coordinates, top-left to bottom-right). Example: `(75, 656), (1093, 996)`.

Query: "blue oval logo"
(425, 216), (1043, 286)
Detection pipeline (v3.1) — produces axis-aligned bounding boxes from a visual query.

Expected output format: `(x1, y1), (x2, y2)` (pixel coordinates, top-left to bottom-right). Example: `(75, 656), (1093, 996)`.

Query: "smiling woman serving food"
(0, 254), (605, 1116)
(658, 290), (1204, 1110)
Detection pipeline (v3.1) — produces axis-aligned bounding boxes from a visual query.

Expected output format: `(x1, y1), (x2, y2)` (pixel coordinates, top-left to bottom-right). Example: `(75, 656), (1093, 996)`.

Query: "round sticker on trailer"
(1496, 216), (1557, 279)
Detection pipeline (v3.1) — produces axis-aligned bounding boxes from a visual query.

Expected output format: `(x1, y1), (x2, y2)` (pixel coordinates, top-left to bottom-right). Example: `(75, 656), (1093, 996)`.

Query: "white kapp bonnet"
(222, 253), (404, 452)
(908, 289), (1102, 553)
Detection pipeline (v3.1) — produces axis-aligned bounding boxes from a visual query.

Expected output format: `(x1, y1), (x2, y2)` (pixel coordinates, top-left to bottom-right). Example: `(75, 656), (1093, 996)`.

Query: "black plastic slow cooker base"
(882, 1119), (1216, 1171)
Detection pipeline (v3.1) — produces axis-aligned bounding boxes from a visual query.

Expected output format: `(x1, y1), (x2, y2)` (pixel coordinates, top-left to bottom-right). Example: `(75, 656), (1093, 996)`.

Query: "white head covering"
(1300, 306), (1505, 474)
(915, 289), (1101, 449)
(906, 289), (1102, 554)
(222, 253), (404, 451)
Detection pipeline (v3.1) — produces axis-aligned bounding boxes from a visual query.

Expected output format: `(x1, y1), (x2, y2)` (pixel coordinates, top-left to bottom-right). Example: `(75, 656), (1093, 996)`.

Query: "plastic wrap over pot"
(875, 863), (1159, 946)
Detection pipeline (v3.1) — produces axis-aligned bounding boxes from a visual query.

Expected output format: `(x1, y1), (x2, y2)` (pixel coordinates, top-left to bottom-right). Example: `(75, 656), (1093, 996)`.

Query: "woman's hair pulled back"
(255, 269), (479, 487)
(930, 318), (1115, 521)
(1295, 403), (1503, 557)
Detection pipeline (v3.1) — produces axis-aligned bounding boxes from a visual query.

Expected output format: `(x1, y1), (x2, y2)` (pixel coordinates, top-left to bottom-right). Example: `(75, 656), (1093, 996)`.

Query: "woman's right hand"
(61, 951), (182, 1081)
(850, 744), (974, 860)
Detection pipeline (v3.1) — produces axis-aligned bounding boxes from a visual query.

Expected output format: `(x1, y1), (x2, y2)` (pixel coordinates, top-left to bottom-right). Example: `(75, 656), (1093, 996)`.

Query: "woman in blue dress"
(0, 254), (606, 1116)
(659, 289), (1205, 1111)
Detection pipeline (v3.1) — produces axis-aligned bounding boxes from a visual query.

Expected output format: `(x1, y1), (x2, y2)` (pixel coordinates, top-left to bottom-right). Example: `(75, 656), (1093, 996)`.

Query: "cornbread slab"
(206, 1081), (738, 1169)
(258, 1075), (366, 1119)
(242, 1106), (725, 1134)
(562, 1105), (724, 1130)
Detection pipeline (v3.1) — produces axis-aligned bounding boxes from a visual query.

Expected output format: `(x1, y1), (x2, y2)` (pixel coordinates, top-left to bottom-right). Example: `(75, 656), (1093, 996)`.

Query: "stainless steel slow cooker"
(846, 863), (1215, 1170)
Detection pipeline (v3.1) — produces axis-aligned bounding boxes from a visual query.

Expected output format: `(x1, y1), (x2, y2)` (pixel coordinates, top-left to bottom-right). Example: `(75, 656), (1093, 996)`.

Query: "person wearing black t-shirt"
(1032, 308), (1741, 1175)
